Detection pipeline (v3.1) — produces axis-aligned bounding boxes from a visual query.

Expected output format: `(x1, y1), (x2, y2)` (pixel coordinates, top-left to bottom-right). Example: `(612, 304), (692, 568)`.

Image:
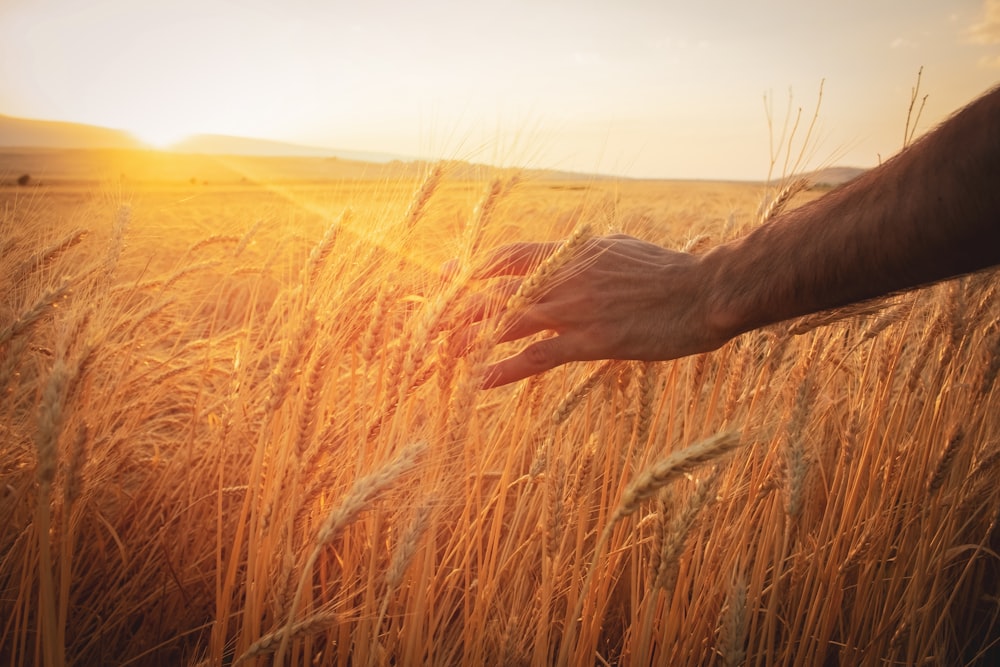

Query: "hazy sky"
(1, 0), (998, 179)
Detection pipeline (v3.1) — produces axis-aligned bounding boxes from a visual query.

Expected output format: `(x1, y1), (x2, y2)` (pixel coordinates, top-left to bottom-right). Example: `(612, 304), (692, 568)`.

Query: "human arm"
(476, 85), (1000, 388)
(706, 83), (1000, 339)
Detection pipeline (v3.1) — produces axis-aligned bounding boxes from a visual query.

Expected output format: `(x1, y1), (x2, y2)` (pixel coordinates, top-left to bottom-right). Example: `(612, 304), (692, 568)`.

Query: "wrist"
(697, 240), (755, 344)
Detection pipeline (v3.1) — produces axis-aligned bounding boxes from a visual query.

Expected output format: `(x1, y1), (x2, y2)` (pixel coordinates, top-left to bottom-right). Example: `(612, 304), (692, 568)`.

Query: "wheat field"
(2, 156), (999, 666)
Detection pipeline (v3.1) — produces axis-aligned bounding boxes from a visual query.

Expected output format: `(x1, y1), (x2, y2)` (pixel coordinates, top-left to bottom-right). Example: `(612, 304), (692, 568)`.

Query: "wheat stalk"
(907, 312), (947, 392)
(571, 434), (598, 503)
(36, 358), (70, 493)
(109, 298), (176, 341)
(680, 233), (712, 254)
(862, 302), (912, 340)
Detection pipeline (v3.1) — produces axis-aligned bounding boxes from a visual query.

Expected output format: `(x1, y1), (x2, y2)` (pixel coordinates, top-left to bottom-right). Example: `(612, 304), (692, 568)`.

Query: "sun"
(127, 120), (195, 150)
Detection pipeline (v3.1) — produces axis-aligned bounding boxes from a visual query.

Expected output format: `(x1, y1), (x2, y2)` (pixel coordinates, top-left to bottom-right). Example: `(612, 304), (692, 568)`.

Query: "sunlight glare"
(128, 120), (194, 150)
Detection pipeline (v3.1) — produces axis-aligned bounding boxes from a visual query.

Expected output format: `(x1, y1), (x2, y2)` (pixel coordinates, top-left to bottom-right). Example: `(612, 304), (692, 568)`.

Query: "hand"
(469, 234), (732, 388)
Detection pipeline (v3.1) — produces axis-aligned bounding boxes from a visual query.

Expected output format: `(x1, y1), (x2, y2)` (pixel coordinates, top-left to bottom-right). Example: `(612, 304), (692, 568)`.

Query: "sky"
(1, 0), (998, 180)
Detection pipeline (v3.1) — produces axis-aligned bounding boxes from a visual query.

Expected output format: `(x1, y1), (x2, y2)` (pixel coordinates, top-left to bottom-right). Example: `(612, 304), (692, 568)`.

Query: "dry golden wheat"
(608, 431), (741, 532)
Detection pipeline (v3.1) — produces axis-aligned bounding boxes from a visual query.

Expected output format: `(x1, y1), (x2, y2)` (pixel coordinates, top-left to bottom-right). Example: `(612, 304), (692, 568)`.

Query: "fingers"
(473, 241), (562, 278)
(451, 277), (521, 325)
(495, 306), (556, 344)
(447, 304), (554, 358)
(482, 335), (575, 388)
(461, 233), (651, 388)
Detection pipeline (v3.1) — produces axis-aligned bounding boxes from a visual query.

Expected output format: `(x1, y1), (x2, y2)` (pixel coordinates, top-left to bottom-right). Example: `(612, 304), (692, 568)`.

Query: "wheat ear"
(608, 431), (740, 531)
(980, 326), (1000, 396)
(634, 361), (657, 446)
(653, 466), (723, 592)
(368, 501), (434, 667)
(264, 307), (317, 415)
(788, 296), (895, 336)
(18, 228), (88, 278)
(461, 173), (520, 266)
(234, 219), (265, 257)
(277, 441), (425, 667)
(36, 356), (70, 667)
(401, 164), (444, 230)
(295, 347), (333, 456)
(103, 204), (130, 284)
(783, 370), (814, 519)
(304, 209), (350, 288)
(506, 222), (594, 313)
(234, 612), (338, 665)
(552, 360), (617, 426)
(926, 427), (964, 497)
(0, 282), (71, 346)
(718, 567), (748, 667)
(360, 281), (396, 365)
(186, 233), (240, 256)
(560, 431), (740, 666)
(759, 178), (808, 224)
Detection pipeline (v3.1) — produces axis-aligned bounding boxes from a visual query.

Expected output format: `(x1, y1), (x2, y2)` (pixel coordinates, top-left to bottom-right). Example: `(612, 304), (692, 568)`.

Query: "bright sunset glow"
(2, 0), (999, 179)
(127, 123), (193, 150)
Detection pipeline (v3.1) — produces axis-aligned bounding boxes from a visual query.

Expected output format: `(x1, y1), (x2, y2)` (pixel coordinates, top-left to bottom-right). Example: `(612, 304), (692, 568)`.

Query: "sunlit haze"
(2, 0), (998, 179)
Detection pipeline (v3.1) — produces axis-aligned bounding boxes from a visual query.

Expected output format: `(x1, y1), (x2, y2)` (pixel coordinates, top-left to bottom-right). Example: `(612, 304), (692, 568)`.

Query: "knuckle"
(524, 334), (580, 371)
(524, 337), (562, 369)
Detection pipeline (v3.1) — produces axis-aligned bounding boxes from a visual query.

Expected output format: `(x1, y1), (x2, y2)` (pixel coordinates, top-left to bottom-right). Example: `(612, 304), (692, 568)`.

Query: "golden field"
(1, 149), (999, 666)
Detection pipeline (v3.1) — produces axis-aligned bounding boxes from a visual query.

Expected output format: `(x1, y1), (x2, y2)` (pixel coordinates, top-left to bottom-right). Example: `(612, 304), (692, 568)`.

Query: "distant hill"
(806, 166), (866, 188)
(0, 114), (143, 150)
(172, 134), (402, 164)
(0, 113), (406, 163)
(0, 114), (607, 185)
(1, 113), (865, 185)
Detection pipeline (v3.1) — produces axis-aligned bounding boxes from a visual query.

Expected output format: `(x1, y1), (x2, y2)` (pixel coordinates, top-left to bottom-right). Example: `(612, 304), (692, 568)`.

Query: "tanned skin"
(473, 85), (1000, 388)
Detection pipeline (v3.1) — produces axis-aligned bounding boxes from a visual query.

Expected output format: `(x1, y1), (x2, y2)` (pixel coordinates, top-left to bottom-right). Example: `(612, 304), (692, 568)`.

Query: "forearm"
(704, 85), (1000, 339)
